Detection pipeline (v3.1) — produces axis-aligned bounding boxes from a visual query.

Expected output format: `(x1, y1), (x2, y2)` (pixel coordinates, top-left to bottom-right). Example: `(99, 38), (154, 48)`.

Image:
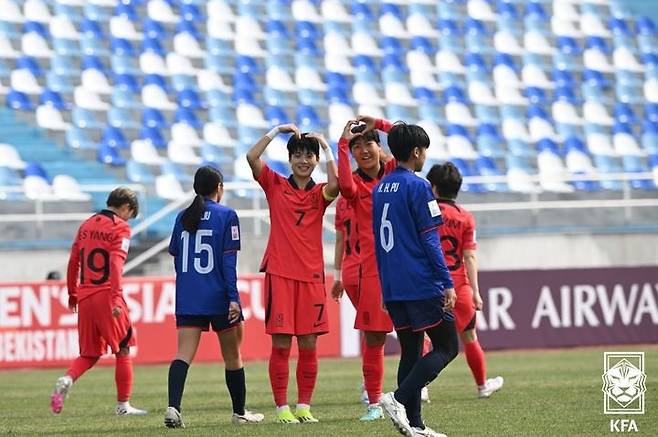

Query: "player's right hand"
(276, 123), (301, 139)
(330, 280), (344, 302)
(356, 115), (377, 133)
(69, 304), (77, 313)
(443, 288), (457, 312)
(112, 306), (122, 317)
(341, 119), (362, 141)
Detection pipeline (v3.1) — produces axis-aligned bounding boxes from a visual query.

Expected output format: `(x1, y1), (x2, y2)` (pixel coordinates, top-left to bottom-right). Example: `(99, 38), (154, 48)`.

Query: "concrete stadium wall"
(0, 232), (656, 281)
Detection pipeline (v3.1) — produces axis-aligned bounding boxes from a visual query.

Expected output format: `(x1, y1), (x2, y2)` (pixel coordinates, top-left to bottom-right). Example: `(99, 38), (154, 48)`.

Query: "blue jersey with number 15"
(372, 166), (454, 303)
(169, 199), (241, 315)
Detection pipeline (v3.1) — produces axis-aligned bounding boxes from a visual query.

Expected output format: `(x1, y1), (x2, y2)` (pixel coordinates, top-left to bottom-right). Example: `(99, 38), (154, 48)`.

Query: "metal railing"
(1, 173), (657, 273)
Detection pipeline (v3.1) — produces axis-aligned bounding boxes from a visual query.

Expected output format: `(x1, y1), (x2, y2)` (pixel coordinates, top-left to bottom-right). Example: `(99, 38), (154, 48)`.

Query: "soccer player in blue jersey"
(372, 124), (458, 437)
(164, 166), (264, 428)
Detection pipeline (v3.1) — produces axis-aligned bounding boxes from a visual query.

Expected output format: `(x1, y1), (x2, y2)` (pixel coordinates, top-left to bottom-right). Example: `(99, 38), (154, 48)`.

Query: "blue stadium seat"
(180, 3), (203, 22)
(114, 73), (140, 93)
(39, 90), (67, 110)
(109, 107), (140, 130)
(115, 2), (139, 21)
(142, 107), (168, 129)
(6, 90), (34, 111)
(476, 156), (508, 191)
(112, 89), (141, 110)
(296, 21), (319, 39)
(297, 105), (324, 131)
(97, 144), (126, 166)
(140, 126), (166, 149)
(24, 21), (48, 39)
(72, 107), (104, 130)
(622, 156), (654, 190)
(111, 38), (136, 57)
(476, 123), (505, 158)
(17, 56), (44, 77)
(46, 72), (73, 93)
(176, 20), (201, 40)
(85, 3), (110, 21)
(102, 127), (129, 149)
(143, 18), (168, 40)
(162, 159), (192, 182)
(66, 127), (96, 149)
(637, 17), (657, 36)
(174, 107), (201, 129)
(126, 160), (155, 184)
(380, 36), (404, 56)
(266, 20), (289, 37)
(177, 89), (204, 110)
(142, 38), (165, 56)
(25, 162), (49, 180)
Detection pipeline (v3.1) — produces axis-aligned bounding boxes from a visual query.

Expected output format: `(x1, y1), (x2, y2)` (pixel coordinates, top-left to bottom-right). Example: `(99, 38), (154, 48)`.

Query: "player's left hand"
(306, 132), (329, 150)
(112, 306), (122, 317)
(228, 301), (241, 324)
(443, 288), (457, 312)
(473, 292), (483, 311)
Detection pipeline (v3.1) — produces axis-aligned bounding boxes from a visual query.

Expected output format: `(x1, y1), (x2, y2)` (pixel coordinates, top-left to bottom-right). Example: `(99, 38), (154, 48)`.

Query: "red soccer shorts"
(78, 291), (135, 356)
(344, 282), (358, 307)
(453, 283), (477, 333)
(354, 274), (393, 333)
(264, 273), (329, 336)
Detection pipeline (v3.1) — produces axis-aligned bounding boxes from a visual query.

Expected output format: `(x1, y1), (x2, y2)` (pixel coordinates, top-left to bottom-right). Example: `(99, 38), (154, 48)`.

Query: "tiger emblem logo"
(602, 357), (646, 409)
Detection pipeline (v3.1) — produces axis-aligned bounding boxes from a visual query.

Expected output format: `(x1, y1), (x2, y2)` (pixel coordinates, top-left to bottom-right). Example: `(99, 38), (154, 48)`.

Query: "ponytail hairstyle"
(181, 166), (224, 233)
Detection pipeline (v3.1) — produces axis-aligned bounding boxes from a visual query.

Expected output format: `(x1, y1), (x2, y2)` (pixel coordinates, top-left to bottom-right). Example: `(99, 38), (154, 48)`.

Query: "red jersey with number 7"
(436, 199), (477, 288)
(66, 210), (131, 307)
(257, 163), (333, 283)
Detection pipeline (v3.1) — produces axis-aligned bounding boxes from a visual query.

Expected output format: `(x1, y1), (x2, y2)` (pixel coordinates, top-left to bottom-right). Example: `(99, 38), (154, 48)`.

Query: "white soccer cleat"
(50, 375), (73, 414)
(380, 392), (413, 436)
(232, 410), (265, 424)
(116, 402), (148, 416)
(412, 425), (447, 437)
(478, 376), (504, 398)
(164, 406), (185, 428)
(421, 386), (430, 403)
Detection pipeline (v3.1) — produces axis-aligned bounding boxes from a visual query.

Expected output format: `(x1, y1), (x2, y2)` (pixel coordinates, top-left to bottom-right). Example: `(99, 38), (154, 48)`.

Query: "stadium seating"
(0, 0), (655, 239)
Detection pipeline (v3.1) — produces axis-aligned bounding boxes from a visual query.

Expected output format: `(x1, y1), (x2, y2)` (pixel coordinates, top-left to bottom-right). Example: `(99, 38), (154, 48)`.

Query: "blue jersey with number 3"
(169, 199), (241, 315)
(372, 166), (453, 302)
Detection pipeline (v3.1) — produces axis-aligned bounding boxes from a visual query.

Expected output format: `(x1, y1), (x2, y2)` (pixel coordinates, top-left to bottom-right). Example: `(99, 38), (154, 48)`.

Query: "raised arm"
(307, 133), (339, 199)
(357, 115), (393, 134)
(246, 124), (301, 179)
(337, 120), (360, 199)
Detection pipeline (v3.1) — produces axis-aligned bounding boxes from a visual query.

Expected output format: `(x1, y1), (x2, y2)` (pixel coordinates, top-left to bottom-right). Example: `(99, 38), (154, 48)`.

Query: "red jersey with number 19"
(66, 210), (131, 307)
(257, 163), (333, 283)
(437, 199), (477, 288)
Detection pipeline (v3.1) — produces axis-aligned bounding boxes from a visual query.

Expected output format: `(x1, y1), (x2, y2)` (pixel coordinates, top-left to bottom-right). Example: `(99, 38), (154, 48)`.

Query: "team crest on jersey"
(231, 225), (240, 241)
(428, 200), (441, 217)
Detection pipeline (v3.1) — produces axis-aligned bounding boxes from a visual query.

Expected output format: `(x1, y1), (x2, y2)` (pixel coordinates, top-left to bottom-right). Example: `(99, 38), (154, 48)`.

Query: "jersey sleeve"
(168, 216), (180, 256)
(65, 229), (81, 307)
(462, 212), (477, 251)
(110, 222), (131, 306)
(256, 162), (278, 194)
(410, 180), (443, 234)
(222, 210), (241, 303)
(337, 138), (357, 200)
(222, 210), (241, 253)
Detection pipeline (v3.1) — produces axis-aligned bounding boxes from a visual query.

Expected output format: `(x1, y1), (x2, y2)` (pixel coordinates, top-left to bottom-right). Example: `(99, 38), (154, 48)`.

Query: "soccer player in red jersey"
(50, 187), (147, 416)
(337, 115), (397, 421)
(331, 196), (360, 307)
(427, 162), (504, 398)
(246, 124), (339, 423)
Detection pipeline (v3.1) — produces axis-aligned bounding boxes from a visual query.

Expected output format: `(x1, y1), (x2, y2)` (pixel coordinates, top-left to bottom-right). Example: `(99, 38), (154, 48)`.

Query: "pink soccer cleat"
(51, 376), (73, 414)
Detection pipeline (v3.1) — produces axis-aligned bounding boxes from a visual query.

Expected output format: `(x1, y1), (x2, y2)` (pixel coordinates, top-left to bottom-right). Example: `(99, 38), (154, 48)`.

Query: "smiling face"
(289, 149), (318, 179)
(350, 137), (381, 172)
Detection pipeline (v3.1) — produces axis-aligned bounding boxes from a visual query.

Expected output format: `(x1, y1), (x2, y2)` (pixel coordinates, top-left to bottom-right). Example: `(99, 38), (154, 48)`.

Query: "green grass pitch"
(1, 345), (656, 436)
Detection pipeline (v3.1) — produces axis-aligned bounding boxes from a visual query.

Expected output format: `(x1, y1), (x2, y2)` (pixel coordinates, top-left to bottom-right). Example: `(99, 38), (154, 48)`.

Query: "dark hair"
(388, 122), (430, 161)
(181, 166), (223, 233)
(426, 162), (462, 199)
(46, 271), (61, 280)
(287, 133), (320, 160)
(348, 129), (381, 150)
(107, 187), (139, 219)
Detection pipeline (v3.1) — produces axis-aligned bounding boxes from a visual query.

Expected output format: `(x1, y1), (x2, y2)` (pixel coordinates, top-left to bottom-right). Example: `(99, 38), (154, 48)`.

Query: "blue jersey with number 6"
(372, 166), (454, 302)
(169, 199), (241, 315)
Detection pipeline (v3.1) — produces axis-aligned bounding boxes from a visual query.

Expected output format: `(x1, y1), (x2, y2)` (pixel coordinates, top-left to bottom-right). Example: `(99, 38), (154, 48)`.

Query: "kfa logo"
(602, 352), (646, 433)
